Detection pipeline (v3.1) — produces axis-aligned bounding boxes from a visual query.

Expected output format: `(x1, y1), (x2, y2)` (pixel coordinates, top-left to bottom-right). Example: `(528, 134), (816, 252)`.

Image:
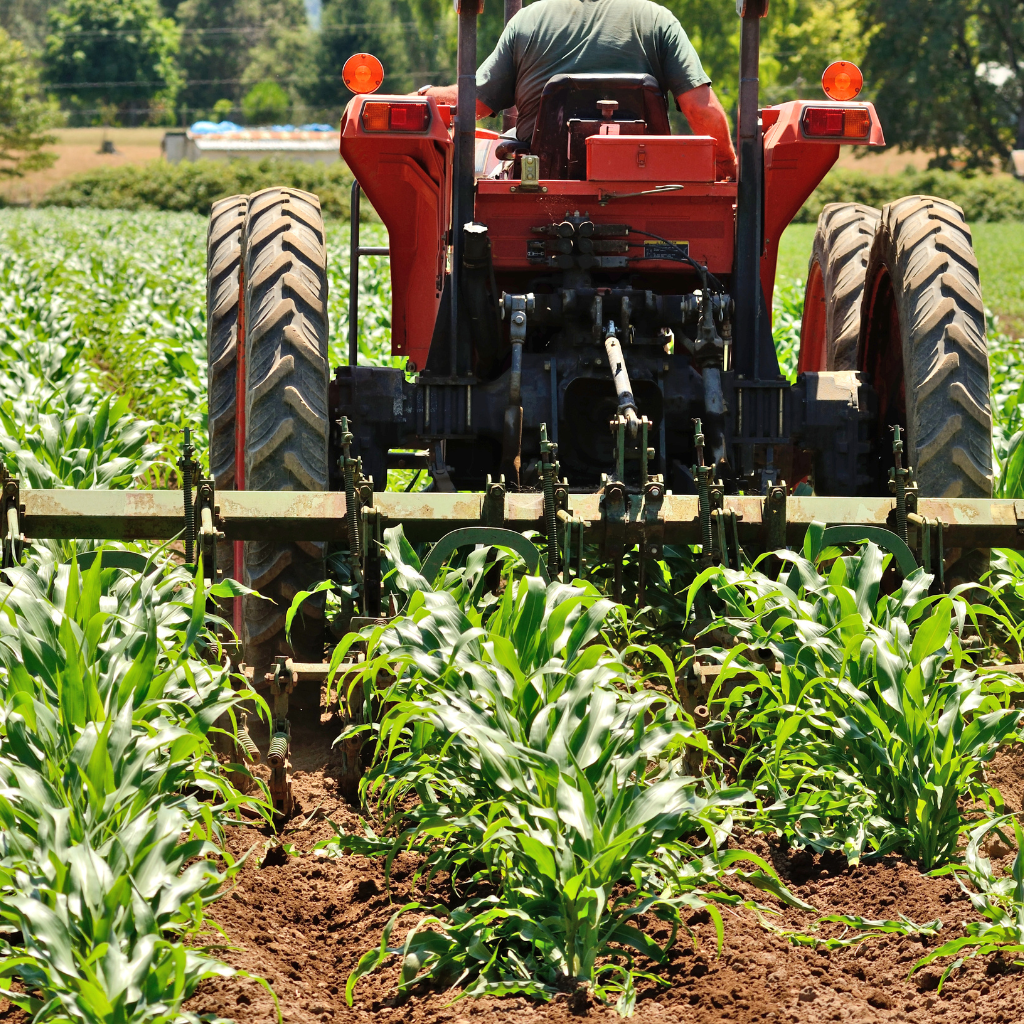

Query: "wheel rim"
(797, 260), (827, 373)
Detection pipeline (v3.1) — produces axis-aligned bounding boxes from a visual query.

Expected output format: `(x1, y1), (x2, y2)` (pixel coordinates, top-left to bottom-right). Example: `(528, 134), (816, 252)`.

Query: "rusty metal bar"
(17, 489), (1024, 550)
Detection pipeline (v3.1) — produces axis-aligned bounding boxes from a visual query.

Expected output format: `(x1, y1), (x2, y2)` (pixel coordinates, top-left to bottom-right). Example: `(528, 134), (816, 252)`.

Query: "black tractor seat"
(518, 73), (671, 179)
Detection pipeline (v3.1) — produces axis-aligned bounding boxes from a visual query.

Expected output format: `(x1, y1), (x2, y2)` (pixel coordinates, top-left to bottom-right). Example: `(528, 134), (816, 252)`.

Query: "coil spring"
(237, 727), (261, 763)
(267, 731), (289, 767)
(697, 474), (713, 553)
(543, 470), (558, 576)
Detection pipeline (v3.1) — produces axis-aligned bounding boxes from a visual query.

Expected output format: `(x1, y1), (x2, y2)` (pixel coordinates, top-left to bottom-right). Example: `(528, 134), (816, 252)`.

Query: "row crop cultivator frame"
(4, 430), (1024, 595)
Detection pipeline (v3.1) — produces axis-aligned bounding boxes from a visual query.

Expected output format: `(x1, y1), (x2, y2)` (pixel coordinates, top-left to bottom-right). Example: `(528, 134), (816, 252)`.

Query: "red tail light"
(361, 101), (431, 133)
(802, 106), (871, 139)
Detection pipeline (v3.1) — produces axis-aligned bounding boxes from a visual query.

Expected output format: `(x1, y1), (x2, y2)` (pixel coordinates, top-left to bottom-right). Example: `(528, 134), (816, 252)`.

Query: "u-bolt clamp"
(195, 478), (223, 585)
(0, 470), (24, 571)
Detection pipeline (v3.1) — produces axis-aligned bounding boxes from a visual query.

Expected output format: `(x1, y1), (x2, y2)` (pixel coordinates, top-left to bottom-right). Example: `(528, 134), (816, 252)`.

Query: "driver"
(417, 0), (737, 180)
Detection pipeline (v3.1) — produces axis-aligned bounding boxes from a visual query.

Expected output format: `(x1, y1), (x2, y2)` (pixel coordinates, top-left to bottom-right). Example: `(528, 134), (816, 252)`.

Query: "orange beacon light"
(343, 53), (385, 95)
(821, 61), (864, 102)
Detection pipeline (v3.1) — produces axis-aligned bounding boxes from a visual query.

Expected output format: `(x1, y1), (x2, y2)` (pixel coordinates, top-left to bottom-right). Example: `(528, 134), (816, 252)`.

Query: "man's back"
(477, 0), (710, 140)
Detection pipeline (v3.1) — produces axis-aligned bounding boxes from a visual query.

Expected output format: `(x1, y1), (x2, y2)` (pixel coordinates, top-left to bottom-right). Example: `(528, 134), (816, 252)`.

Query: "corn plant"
(771, 275), (805, 382)
(0, 210), (398, 488)
(912, 816), (1024, 991)
(0, 806), (240, 1024)
(0, 553), (273, 1022)
(318, 534), (804, 1014)
(690, 533), (1022, 869)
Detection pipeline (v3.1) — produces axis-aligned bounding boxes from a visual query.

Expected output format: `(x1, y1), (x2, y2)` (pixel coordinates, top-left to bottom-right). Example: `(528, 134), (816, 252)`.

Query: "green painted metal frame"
(820, 525), (919, 577)
(17, 489), (1024, 551)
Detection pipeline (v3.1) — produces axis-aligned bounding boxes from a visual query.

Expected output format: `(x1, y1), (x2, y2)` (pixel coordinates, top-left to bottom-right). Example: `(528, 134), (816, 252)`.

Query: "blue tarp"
(189, 121), (336, 134)
(189, 121), (243, 134)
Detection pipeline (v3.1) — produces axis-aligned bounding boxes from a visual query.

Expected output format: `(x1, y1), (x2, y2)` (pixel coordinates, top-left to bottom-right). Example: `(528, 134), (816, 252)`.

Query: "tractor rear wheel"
(859, 195), (993, 581)
(240, 187), (331, 681)
(798, 202), (880, 373)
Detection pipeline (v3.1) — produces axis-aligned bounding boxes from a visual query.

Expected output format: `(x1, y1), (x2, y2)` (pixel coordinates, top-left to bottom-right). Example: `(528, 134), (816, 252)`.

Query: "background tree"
(973, 1), (1024, 154)
(861, 0), (1019, 169)
(0, 1), (60, 52)
(235, 0), (317, 107)
(0, 27), (61, 178)
(393, 0), (456, 91)
(241, 79), (291, 124)
(174, 0), (314, 118)
(43, 0), (182, 123)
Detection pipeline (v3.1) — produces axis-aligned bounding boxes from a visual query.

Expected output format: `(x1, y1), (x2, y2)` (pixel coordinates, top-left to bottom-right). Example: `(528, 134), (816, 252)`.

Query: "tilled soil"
(183, 731), (1024, 1024)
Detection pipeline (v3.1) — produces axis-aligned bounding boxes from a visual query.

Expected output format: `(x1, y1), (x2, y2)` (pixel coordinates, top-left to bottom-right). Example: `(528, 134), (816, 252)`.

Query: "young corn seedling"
(323, 536), (802, 1014)
(912, 816), (1024, 991)
(690, 534), (1022, 869)
(0, 552), (273, 1022)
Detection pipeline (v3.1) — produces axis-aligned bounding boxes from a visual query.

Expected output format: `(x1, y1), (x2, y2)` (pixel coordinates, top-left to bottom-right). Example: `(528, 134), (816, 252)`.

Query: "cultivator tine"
(177, 428), (199, 565)
(267, 656), (295, 818)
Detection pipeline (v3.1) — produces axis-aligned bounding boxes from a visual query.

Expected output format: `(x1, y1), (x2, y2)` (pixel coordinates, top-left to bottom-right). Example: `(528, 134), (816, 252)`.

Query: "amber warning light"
(343, 53), (384, 95)
(802, 106), (871, 139)
(361, 101), (431, 133)
(821, 61), (863, 101)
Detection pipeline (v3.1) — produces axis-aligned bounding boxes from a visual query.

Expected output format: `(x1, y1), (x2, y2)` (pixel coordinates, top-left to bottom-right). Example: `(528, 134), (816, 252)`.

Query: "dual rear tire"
(800, 198), (993, 503)
(205, 188), (331, 680)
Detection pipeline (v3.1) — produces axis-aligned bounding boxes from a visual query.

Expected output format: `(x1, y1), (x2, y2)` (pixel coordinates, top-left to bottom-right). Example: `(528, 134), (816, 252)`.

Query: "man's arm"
(677, 84), (737, 180)
(415, 85), (493, 119)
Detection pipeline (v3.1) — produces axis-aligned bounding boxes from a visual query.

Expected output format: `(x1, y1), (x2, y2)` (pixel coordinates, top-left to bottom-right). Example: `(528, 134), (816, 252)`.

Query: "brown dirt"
(0, 127), (164, 205)
(180, 725), (1024, 1024)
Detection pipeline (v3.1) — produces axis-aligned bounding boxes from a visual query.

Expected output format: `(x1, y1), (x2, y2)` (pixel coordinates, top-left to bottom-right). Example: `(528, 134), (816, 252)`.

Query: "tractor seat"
(528, 74), (671, 180)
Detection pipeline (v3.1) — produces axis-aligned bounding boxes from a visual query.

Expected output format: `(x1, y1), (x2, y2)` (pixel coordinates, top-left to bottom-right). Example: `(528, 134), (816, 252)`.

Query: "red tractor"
(207, 0), (992, 674)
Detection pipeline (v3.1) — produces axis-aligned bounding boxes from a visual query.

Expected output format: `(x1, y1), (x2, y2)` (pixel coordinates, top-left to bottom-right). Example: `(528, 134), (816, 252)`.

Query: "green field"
(4, 210), (1024, 1022)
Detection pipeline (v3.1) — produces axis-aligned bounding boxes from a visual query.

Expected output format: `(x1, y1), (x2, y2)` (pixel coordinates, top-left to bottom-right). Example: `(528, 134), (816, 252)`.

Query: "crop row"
(0, 553), (274, 1021)
(313, 529), (1024, 1013)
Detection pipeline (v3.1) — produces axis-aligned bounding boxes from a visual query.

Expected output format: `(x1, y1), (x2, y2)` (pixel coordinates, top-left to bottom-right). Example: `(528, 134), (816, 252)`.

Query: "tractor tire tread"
(240, 187), (330, 677)
(864, 195), (992, 499)
(809, 202), (881, 370)
(207, 194), (248, 492)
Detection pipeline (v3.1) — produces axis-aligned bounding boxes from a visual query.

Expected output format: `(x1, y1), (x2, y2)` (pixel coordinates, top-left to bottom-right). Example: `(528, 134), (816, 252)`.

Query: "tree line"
(0, 0), (1022, 169)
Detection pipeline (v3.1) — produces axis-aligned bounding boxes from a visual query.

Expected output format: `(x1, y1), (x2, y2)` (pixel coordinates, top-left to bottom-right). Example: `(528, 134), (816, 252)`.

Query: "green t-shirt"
(477, 0), (711, 140)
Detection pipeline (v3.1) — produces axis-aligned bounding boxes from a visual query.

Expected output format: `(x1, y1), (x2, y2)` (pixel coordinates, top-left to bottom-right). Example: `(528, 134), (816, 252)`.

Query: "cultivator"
(4, 436), (1024, 587)
(0, 1), (1016, 815)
